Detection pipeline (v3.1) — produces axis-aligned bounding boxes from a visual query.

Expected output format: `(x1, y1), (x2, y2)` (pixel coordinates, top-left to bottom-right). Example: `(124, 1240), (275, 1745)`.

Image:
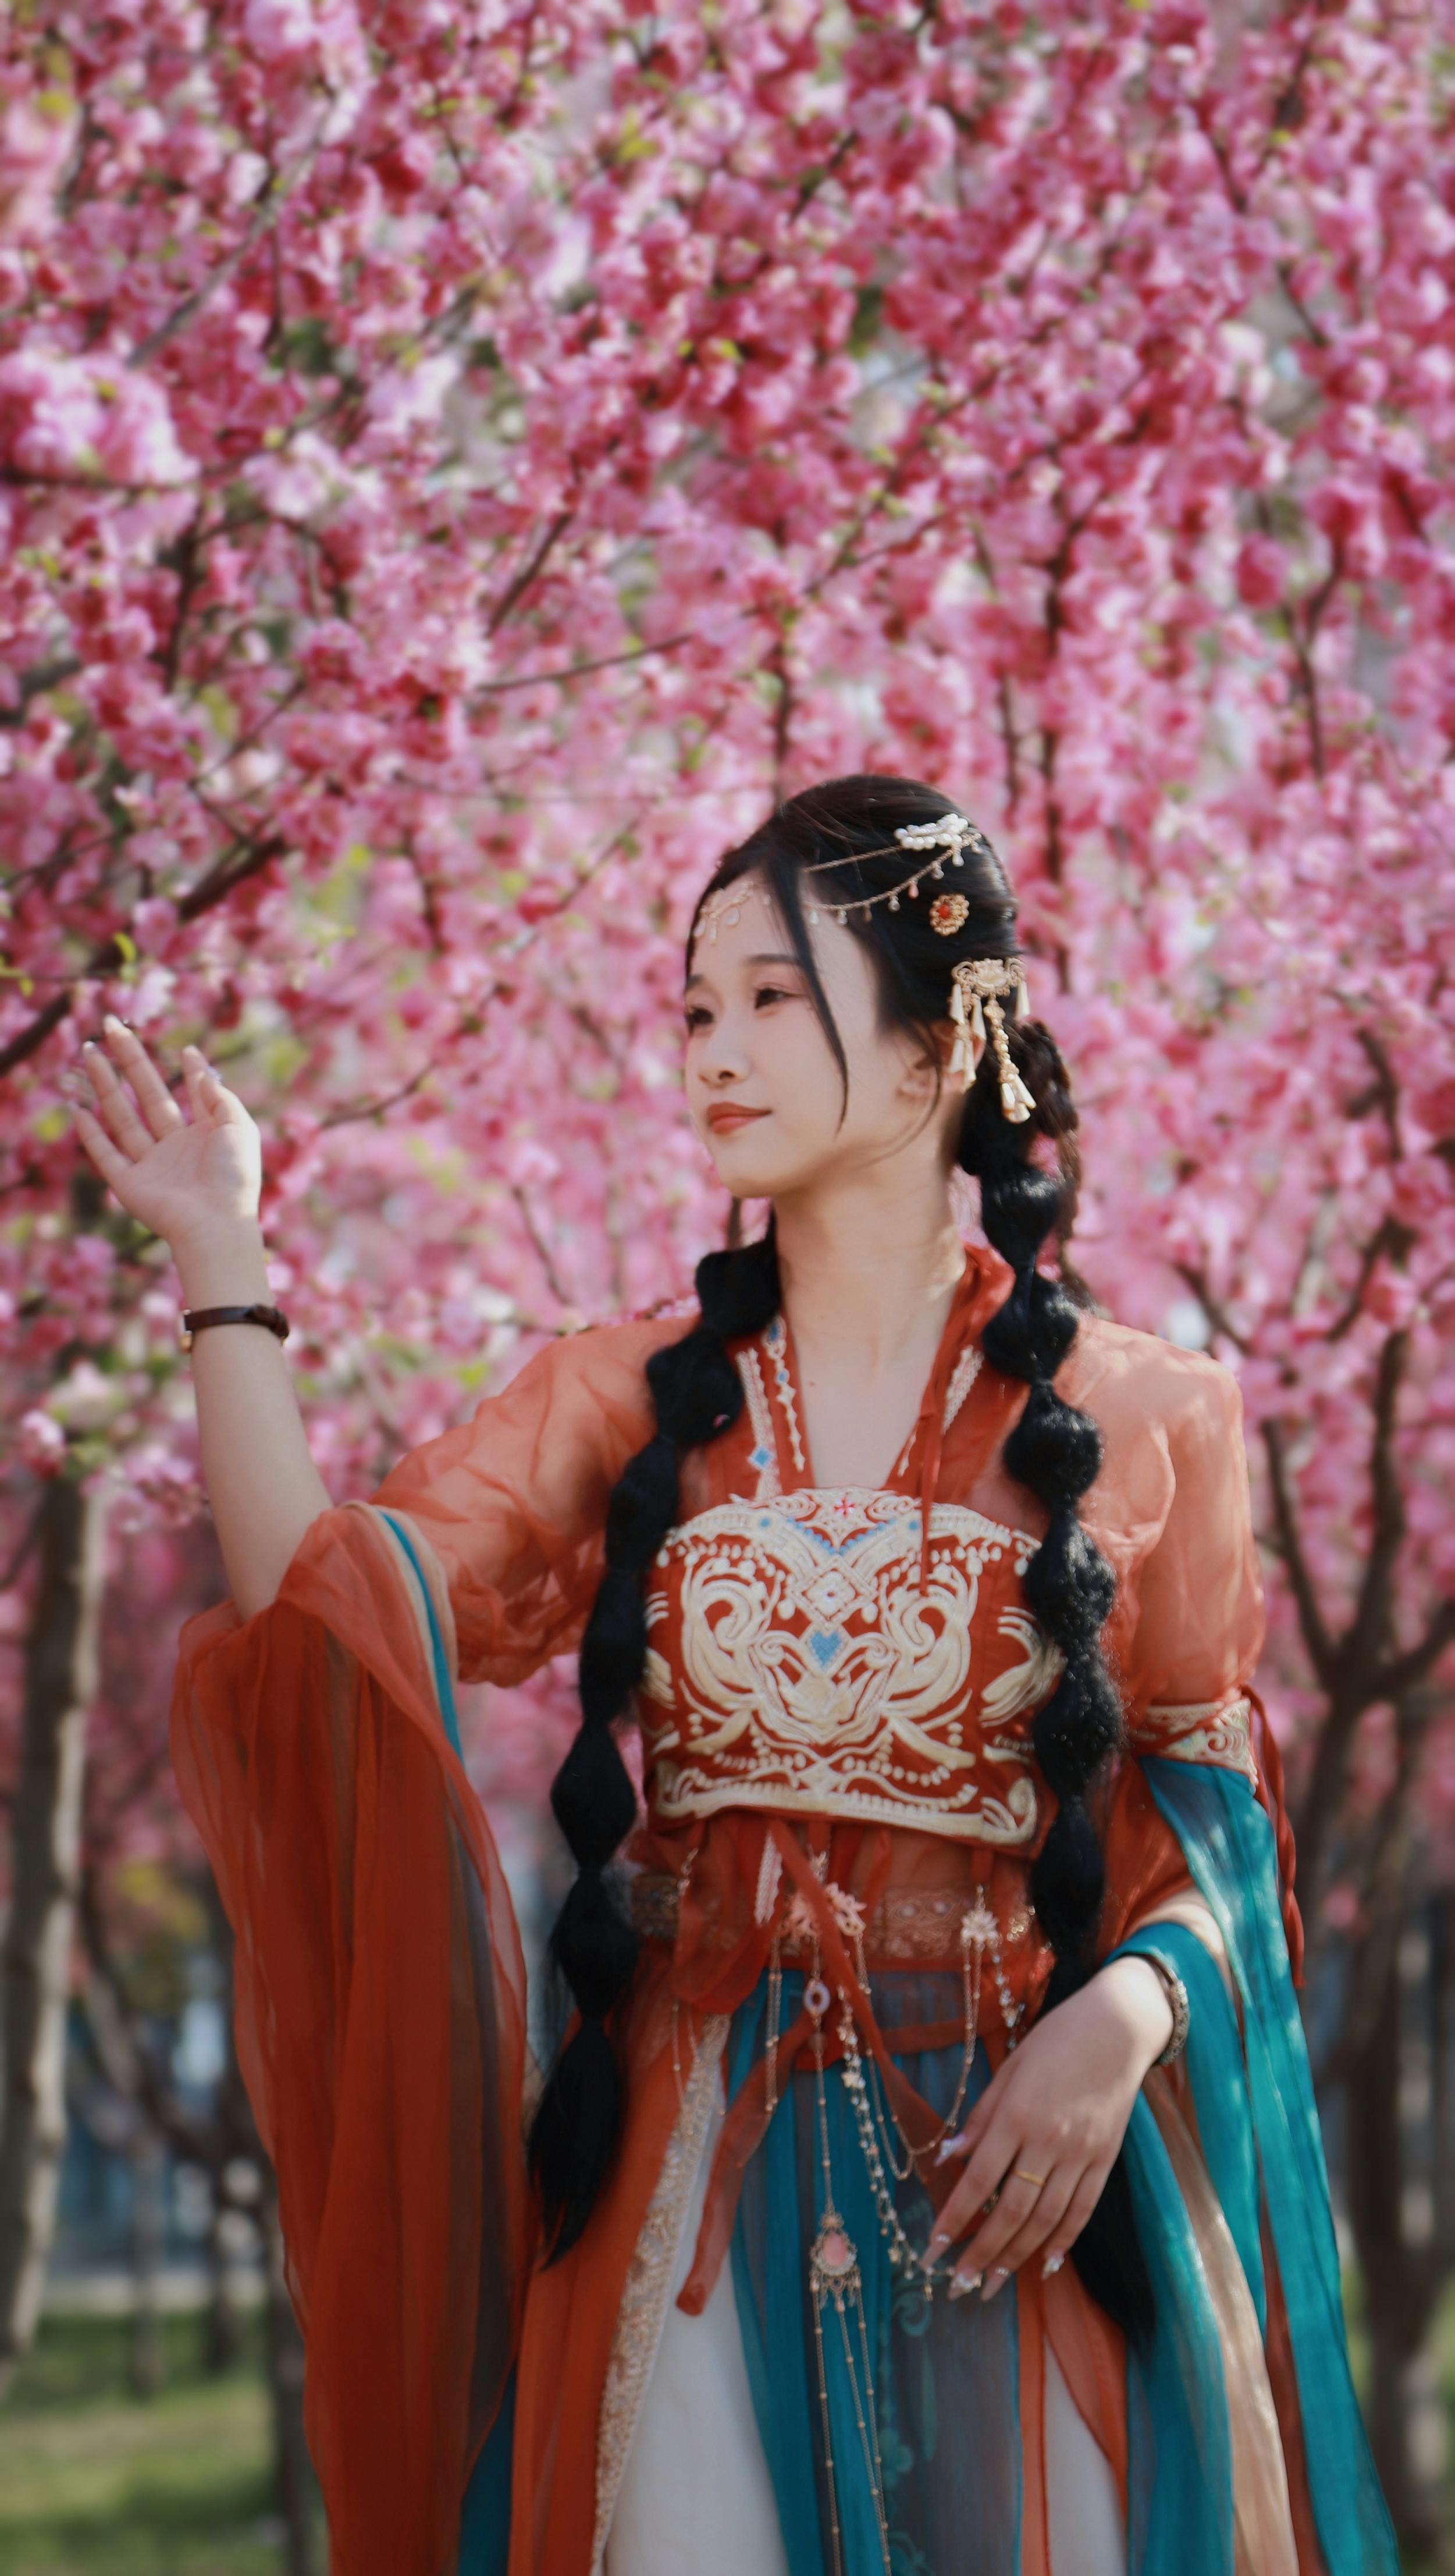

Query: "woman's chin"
(702, 1134), (792, 1199)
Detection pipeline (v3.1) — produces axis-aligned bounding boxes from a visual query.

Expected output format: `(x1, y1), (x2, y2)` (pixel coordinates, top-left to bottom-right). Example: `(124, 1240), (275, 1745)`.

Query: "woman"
(68, 776), (1394, 2576)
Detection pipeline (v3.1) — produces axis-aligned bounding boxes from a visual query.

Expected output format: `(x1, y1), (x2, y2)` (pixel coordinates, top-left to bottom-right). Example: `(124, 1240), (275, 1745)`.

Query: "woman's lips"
(705, 1103), (769, 1134)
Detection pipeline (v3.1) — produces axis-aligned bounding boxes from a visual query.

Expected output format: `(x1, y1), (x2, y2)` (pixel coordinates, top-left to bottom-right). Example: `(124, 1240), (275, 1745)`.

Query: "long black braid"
(529, 1229), (780, 2256)
(961, 1035), (1154, 2343)
(531, 774), (1152, 2341)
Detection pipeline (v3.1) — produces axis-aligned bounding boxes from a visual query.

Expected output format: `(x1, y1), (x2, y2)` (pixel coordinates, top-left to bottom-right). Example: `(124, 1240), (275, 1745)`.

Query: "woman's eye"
(753, 984), (794, 1009)
(683, 1006), (712, 1032)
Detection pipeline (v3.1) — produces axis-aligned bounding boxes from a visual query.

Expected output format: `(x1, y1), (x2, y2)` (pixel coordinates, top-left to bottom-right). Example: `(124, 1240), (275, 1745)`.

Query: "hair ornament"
(698, 883), (757, 943)
(696, 809), (999, 937)
(948, 957), (1036, 1123)
(795, 808), (993, 918)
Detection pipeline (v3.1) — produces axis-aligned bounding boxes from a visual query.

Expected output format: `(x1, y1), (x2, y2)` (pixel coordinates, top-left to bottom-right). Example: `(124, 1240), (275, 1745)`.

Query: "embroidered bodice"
(633, 1292), (1257, 1848)
(640, 1489), (1056, 1843)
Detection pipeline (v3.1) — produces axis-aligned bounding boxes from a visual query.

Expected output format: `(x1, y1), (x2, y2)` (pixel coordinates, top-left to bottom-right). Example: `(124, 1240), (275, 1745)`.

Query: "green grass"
(0, 2313), (310, 2576)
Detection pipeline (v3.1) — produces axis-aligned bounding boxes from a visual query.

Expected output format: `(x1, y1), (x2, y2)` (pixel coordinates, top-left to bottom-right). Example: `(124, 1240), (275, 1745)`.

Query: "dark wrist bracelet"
(179, 1302), (290, 1355)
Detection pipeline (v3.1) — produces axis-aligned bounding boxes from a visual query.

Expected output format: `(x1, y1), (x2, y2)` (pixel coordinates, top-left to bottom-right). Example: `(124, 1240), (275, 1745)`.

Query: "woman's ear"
(924, 1020), (985, 1094)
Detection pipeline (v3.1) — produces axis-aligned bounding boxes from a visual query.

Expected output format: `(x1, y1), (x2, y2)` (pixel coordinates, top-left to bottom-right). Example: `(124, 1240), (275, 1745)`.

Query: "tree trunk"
(0, 1475), (108, 2397)
(1346, 1913), (1449, 2563)
(203, 2190), (244, 2375)
(264, 2192), (320, 2576)
(128, 2126), (166, 2399)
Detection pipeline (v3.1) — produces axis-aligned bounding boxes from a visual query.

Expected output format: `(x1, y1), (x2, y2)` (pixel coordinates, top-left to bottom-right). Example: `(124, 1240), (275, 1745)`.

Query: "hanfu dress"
(170, 1241), (1397, 2576)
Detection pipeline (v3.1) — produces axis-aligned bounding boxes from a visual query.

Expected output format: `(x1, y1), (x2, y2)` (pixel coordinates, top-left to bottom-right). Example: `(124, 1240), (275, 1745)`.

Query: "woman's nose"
(699, 1016), (750, 1084)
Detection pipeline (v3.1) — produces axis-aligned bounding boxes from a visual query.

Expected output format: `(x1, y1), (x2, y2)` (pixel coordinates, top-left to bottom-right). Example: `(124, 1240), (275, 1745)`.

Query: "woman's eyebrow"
(683, 949), (801, 992)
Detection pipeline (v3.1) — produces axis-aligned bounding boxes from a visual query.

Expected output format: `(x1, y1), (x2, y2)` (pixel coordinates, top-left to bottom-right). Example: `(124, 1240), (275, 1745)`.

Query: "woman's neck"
(771, 1174), (965, 1373)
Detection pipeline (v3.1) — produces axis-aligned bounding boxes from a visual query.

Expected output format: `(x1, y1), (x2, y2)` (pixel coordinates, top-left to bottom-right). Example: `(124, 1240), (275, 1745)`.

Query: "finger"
(180, 1043), (222, 1123)
(184, 1045), (248, 1128)
(67, 1094), (141, 1199)
(929, 2112), (1023, 2257)
(945, 2166), (1048, 2286)
(79, 1041), (155, 1160)
(935, 2053), (1016, 2169)
(99, 1015), (182, 1142)
(967, 2164), (1080, 2290)
(927, 2122), (1015, 2267)
(1037, 2167), (1109, 2272)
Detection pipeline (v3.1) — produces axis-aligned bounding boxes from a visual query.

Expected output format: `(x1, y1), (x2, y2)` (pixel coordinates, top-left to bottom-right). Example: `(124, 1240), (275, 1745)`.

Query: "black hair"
(529, 775), (1152, 2345)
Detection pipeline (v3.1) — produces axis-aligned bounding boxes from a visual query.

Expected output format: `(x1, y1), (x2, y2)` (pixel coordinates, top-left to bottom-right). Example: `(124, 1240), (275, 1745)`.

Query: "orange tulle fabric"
(169, 1242), (1289, 2576)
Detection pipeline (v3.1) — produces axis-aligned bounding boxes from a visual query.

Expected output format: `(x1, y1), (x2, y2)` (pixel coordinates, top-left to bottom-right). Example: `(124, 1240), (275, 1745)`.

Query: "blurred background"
(2, 0), (1452, 2567)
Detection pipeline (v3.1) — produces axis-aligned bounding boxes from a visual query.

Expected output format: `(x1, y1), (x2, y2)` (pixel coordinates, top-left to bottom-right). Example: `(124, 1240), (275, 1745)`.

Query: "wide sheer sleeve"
(1116, 1353), (1267, 1782)
(365, 1311), (676, 1683)
(1073, 1338), (1396, 2576)
(168, 1314), (680, 2576)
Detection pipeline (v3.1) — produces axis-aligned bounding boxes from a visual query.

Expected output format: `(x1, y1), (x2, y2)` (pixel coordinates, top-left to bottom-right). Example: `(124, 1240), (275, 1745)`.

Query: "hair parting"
(530, 775), (1152, 2342)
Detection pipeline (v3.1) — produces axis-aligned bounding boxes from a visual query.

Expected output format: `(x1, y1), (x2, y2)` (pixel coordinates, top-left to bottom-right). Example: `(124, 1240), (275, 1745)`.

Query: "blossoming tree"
(2, 0), (1452, 2538)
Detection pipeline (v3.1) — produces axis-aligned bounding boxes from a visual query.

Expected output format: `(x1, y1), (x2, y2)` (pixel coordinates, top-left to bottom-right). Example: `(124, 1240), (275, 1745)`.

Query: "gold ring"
(1013, 2167), (1048, 2189)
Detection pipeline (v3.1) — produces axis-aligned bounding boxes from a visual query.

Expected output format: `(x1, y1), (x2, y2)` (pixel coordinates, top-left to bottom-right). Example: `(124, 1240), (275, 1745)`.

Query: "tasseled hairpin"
(946, 958), (1036, 1124)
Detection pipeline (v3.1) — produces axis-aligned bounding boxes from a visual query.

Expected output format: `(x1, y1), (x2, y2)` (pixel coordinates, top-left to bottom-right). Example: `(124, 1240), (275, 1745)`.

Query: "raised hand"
(64, 1016), (263, 1257)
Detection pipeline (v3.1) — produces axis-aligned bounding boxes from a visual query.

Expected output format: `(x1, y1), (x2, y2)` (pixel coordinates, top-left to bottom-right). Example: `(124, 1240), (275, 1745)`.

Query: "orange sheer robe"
(170, 1243), (1297, 2576)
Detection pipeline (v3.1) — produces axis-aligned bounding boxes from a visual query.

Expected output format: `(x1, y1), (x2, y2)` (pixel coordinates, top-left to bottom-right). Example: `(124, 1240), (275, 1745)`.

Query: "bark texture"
(0, 1476), (108, 2396)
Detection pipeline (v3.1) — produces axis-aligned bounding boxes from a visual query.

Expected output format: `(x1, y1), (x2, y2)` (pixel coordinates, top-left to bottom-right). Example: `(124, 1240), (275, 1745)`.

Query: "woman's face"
(682, 874), (956, 1201)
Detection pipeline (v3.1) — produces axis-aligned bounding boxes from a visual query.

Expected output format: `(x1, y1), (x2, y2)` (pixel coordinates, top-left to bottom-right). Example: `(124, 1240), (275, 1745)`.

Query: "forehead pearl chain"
(696, 811), (991, 942)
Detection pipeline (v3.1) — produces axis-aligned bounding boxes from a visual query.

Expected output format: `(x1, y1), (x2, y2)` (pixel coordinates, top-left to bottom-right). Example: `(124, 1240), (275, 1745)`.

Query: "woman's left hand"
(925, 1957), (1173, 2299)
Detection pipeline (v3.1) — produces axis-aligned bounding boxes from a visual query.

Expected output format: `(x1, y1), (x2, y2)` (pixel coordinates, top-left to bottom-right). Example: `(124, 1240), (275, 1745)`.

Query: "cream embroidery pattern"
(1137, 1695), (1258, 1784)
(590, 2015), (730, 2573)
(641, 1491), (1045, 1844)
(735, 1345), (781, 1502)
(891, 1341), (984, 1478)
(762, 1315), (807, 1472)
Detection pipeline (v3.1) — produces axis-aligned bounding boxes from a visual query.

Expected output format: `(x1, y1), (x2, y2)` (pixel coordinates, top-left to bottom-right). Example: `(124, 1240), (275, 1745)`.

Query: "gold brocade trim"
(589, 2013), (730, 2575)
(629, 1874), (1036, 1964)
(1137, 1695), (1257, 1785)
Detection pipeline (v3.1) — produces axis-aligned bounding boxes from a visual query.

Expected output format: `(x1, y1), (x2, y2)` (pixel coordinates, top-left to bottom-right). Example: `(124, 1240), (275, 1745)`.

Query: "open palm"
(66, 1017), (262, 1253)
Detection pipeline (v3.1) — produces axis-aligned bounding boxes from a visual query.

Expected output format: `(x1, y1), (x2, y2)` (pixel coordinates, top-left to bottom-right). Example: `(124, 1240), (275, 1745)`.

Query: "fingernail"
(925, 2235), (947, 2263)
(934, 2135), (965, 2165)
(983, 2267), (1009, 2301)
(948, 2270), (981, 2301)
(1041, 2251), (1065, 2278)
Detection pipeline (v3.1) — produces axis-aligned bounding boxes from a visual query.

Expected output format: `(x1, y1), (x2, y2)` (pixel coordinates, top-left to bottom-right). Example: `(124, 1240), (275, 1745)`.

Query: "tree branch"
(1173, 1260), (1251, 1356)
(1261, 1416), (1338, 1688)
(0, 830), (286, 1079)
(1346, 1326), (1409, 1677)
(128, 127), (326, 370)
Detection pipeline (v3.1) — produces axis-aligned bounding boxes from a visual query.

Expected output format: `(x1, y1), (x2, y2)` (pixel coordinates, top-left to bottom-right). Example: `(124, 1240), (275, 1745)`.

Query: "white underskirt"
(604, 2072), (1123, 2576)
